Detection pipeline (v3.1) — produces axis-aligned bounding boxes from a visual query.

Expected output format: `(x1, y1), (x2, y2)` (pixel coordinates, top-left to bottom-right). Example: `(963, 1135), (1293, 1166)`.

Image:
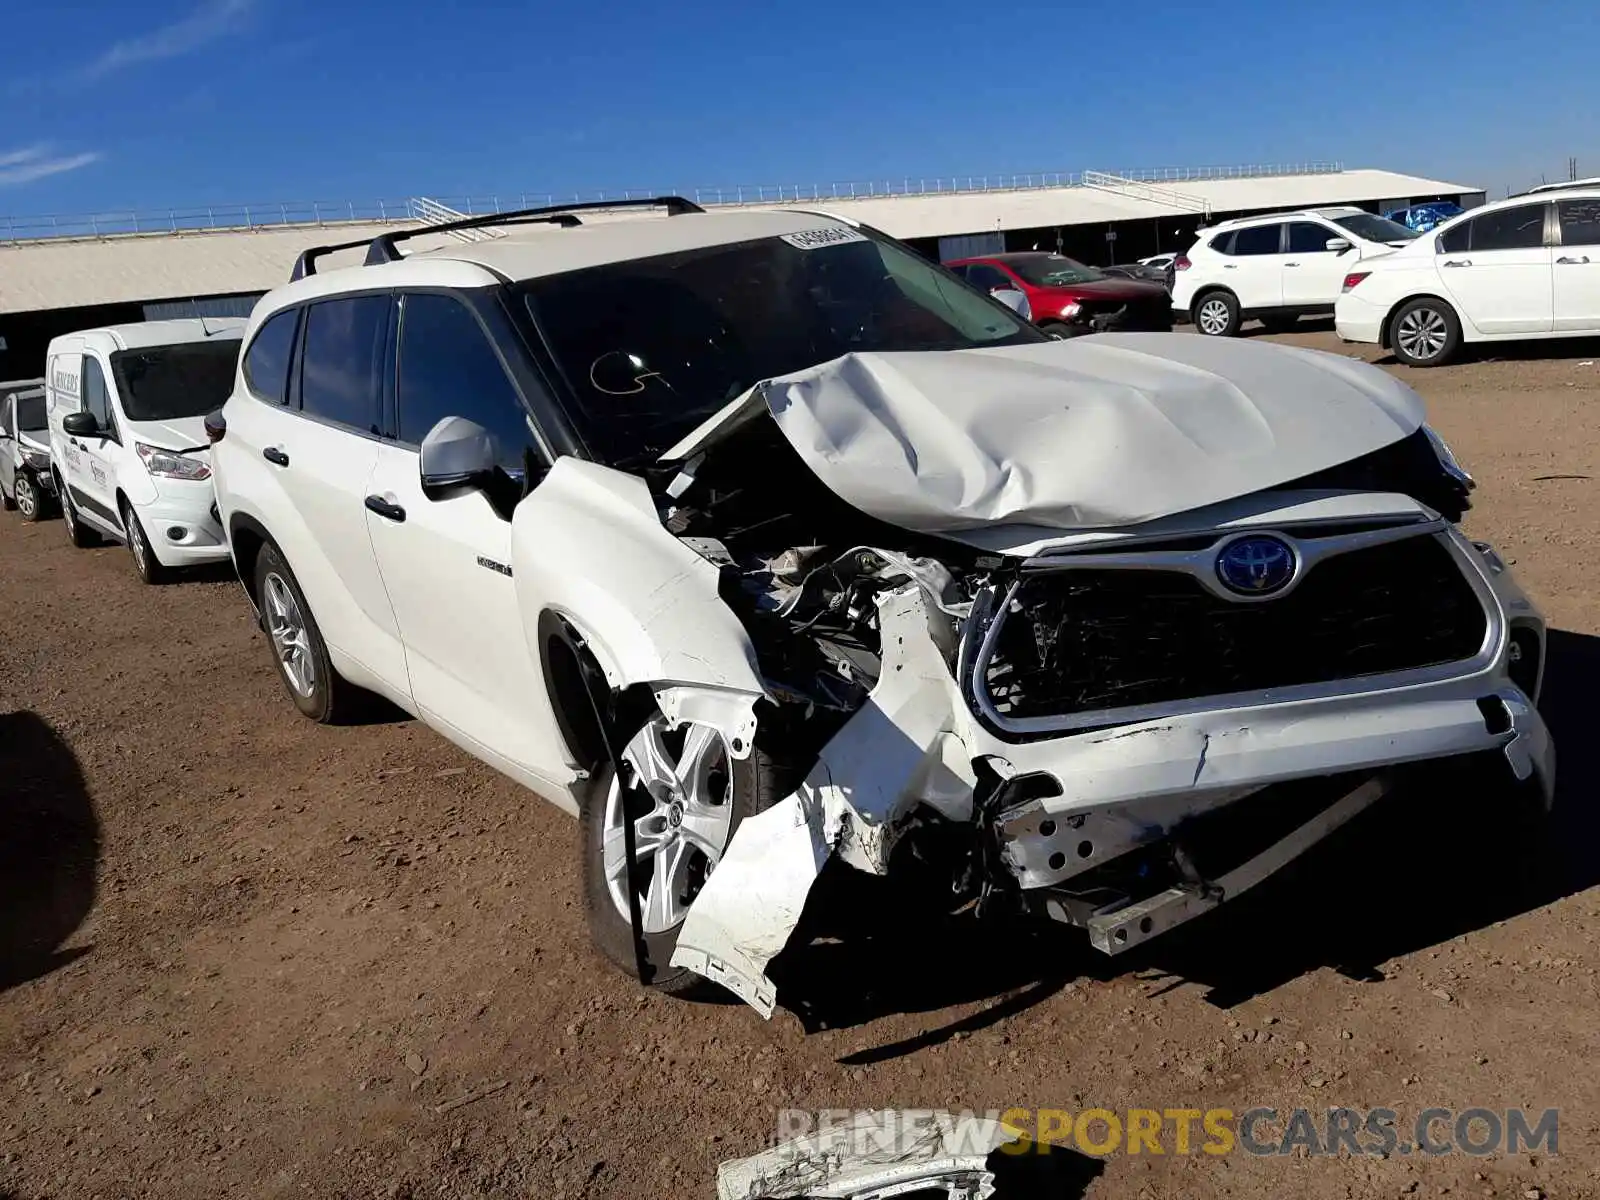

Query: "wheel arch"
(1382, 292), (1459, 351)
(227, 512), (272, 609)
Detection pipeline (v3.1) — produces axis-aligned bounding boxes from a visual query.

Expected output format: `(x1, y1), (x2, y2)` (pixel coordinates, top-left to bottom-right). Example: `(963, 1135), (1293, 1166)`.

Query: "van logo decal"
(476, 556), (512, 578)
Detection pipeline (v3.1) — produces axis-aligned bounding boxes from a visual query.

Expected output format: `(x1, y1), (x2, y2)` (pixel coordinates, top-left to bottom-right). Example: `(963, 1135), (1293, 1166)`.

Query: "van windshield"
(110, 340), (241, 423)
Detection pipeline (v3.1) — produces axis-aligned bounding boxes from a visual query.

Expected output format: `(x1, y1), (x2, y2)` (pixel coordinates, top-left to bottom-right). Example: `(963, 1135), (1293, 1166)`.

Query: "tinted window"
(82, 358), (113, 429)
(1287, 222), (1338, 254)
(1437, 220), (1470, 255)
(396, 293), (535, 472)
(1469, 204), (1546, 252)
(111, 340), (240, 422)
(1558, 198), (1600, 247)
(1231, 224), (1283, 256)
(965, 264), (1013, 291)
(1208, 231), (1236, 254)
(244, 308), (299, 404)
(298, 296), (388, 433)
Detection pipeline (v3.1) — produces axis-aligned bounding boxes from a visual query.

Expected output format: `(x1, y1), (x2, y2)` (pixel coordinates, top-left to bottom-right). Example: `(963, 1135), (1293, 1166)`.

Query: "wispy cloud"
(79, 0), (255, 82)
(0, 145), (102, 187)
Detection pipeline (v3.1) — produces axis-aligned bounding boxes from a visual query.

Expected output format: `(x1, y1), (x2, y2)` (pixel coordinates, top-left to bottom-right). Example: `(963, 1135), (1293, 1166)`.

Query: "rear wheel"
(1192, 291), (1241, 337)
(253, 540), (364, 723)
(1389, 298), (1461, 367)
(59, 477), (99, 548)
(581, 711), (783, 997)
(120, 500), (171, 585)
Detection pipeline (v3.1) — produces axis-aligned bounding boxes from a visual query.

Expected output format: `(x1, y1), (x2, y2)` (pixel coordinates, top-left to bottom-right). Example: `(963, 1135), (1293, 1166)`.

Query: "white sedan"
(1336, 184), (1600, 366)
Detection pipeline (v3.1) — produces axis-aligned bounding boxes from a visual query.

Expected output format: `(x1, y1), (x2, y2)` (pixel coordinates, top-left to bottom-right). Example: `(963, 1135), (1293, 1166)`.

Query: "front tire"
(253, 541), (364, 723)
(120, 500), (172, 585)
(581, 713), (783, 998)
(1192, 290), (1241, 337)
(1389, 297), (1462, 367)
(1037, 320), (1086, 340)
(14, 472), (44, 522)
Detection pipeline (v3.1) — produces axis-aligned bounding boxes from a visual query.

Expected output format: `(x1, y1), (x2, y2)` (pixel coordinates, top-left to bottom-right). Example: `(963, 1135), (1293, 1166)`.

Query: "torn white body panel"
(716, 1110), (1021, 1200)
(756, 334), (1423, 536)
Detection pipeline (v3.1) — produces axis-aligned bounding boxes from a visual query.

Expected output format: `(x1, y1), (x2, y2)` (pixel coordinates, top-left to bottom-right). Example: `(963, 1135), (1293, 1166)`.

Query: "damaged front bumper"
(671, 516), (1556, 1017)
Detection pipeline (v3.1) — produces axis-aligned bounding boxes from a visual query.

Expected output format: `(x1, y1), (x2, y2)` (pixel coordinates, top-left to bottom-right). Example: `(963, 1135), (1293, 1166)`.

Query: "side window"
(1437, 220), (1470, 255)
(243, 307), (300, 404)
(82, 358), (113, 430)
(298, 296), (389, 433)
(395, 293), (536, 472)
(1231, 224), (1284, 256)
(1208, 231), (1236, 255)
(1557, 198), (1600, 248)
(1468, 204), (1546, 252)
(1287, 222), (1337, 254)
(966, 264), (1012, 291)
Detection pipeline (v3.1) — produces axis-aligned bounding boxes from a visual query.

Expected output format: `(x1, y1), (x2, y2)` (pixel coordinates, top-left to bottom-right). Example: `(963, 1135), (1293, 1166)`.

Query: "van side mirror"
(419, 416), (497, 498)
(62, 411), (100, 438)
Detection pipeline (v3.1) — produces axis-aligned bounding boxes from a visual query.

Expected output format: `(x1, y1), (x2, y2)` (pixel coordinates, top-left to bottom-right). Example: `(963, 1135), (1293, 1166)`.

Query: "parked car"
(210, 198), (1551, 1019)
(1338, 183), (1600, 366)
(1138, 253), (1177, 270)
(1383, 202), (1465, 233)
(946, 251), (1172, 336)
(43, 319), (244, 582)
(1102, 262), (1171, 285)
(0, 380), (56, 521)
(1171, 207), (1420, 336)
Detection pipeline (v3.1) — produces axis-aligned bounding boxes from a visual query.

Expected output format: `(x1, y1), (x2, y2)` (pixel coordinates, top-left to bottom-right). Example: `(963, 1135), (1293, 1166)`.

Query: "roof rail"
(1511, 177), (1600, 198)
(288, 195), (707, 280)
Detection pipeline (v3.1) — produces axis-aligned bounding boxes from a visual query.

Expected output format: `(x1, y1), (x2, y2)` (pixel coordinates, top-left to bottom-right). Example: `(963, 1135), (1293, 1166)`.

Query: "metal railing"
(408, 196), (503, 242)
(1081, 171), (1211, 215)
(1, 161), (1345, 245)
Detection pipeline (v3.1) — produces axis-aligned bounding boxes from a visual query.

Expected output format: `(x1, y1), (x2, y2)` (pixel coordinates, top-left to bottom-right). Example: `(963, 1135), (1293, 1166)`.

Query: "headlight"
(136, 441), (211, 481)
(1061, 301), (1082, 319)
(23, 450), (50, 469)
(1422, 424), (1475, 491)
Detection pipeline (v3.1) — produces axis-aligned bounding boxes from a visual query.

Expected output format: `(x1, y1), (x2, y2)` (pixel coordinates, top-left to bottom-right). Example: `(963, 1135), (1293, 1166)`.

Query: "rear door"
(1281, 221), (1351, 307)
(1553, 197), (1600, 332)
(237, 294), (410, 697)
(363, 290), (571, 789)
(1435, 202), (1553, 335)
(1221, 223), (1286, 309)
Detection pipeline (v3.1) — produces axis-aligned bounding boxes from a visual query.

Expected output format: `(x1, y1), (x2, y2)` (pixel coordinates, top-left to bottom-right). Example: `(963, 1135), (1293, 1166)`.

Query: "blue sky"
(3, 0), (1594, 217)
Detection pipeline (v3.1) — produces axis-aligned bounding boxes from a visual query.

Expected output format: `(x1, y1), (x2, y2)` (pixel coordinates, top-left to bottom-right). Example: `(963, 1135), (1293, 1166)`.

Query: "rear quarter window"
(244, 308), (301, 404)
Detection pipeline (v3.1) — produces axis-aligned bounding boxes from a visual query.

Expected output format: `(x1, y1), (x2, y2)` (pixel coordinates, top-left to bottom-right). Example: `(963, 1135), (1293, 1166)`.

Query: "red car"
(947, 252), (1173, 337)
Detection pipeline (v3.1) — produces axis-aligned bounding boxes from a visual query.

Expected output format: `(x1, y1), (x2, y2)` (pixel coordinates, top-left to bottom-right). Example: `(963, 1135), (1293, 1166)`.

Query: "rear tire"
(59, 477), (99, 548)
(253, 540), (365, 723)
(1192, 290), (1241, 337)
(581, 712), (785, 998)
(1389, 297), (1461, 367)
(120, 500), (172, 585)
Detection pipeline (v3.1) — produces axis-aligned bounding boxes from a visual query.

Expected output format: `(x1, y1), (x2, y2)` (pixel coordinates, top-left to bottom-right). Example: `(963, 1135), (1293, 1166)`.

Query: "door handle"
(364, 494), (406, 523)
(262, 446), (290, 467)
(1284, 262), (1300, 267)
(1557, 255), (1592, 265)
(1222, 263), (1236, 269)
(1442, 259), (1471, 268)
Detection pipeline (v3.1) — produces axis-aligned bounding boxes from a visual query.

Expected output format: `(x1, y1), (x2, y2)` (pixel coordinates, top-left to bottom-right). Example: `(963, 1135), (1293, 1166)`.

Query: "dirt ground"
(3, 324), (1599, 1200)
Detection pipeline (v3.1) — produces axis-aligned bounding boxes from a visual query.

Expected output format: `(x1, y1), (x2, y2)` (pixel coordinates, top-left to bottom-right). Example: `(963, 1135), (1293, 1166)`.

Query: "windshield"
(1004, 253), (1105, 286)
(522, 227), (1044, 466)
(16, 394), (47, 431)
(1333, 213), (1421, 243)
(110, 339), (241, 423)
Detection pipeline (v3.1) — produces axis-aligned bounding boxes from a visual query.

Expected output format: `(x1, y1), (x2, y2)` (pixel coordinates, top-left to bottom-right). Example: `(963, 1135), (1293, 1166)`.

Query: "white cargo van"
(45, 319), (244, 582)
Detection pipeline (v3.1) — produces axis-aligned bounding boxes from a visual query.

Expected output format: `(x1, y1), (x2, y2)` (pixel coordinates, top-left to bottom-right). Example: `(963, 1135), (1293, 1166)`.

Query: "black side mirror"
(62, 411), (100, 438)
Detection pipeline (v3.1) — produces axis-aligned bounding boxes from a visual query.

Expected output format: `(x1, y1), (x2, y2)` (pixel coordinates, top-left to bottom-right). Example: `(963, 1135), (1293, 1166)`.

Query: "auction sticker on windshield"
(780, 226), (868, 250)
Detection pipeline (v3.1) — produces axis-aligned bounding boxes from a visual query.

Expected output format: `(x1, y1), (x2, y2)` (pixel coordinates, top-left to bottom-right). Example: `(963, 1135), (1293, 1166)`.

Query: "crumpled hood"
(754, 332), (1423, 536)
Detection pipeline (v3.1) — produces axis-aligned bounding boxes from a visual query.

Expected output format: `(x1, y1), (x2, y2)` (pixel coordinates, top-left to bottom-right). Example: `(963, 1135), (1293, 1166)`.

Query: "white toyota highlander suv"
(208, 198), (1555, 1018)
(1172, 207), (1419, 336)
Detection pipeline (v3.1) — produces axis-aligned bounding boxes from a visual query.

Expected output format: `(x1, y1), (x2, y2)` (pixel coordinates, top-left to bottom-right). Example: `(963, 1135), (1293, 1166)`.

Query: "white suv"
(1336, 184), (1600, 366)
(210, 198), (1553, 1018)
(1172, 207), (1419, 336)
(44, 319), (243, 582)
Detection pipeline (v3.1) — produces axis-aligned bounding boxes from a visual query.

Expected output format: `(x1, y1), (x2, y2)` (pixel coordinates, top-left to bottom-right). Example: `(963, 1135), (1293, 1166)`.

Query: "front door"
(1281, 221), (1352, 307)
(1436, 202), (1554, 335)
(69, 355), (123, 533)
(1553, 197), (1600, 333)
(363, 291), (571, 790)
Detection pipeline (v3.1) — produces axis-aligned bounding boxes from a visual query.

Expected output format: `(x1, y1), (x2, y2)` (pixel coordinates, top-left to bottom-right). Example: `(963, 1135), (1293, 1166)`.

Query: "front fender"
(512, 456), (768, 721)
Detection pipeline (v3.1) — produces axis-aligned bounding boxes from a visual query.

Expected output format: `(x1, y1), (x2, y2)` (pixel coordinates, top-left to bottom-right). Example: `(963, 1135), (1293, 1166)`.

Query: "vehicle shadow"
(771, 628), (1598, 1041)
(1371, 335), (1600, 367)
(0, 711), (99, 991)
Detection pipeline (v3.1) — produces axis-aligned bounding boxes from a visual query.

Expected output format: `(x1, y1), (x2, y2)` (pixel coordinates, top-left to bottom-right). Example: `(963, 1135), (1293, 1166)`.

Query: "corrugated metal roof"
(0, 168), (1473, 316)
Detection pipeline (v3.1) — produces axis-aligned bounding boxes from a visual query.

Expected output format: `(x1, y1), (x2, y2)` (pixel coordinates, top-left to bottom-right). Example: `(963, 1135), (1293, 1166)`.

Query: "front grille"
(980, 534), (1487, 722)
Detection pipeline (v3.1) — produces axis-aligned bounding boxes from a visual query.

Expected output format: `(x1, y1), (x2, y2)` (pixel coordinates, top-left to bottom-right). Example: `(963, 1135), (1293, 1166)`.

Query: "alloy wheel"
(602, 716), (735, 933)
(1396, 307), (1448, 362)
(15, 474), (35, 519)
(262, 572), (316, 697)
(126, 511), (150, 577)
(1197, 297), (1232, 335)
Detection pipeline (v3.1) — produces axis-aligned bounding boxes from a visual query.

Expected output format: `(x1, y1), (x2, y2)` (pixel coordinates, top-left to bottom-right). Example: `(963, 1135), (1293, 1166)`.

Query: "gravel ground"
(2, 324), (1598, 1200)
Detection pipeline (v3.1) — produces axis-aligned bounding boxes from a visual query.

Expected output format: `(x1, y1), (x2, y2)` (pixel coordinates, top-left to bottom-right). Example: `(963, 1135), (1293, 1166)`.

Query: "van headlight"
(1422, 424), (1474, 491)
(136, 442), (212, 481)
